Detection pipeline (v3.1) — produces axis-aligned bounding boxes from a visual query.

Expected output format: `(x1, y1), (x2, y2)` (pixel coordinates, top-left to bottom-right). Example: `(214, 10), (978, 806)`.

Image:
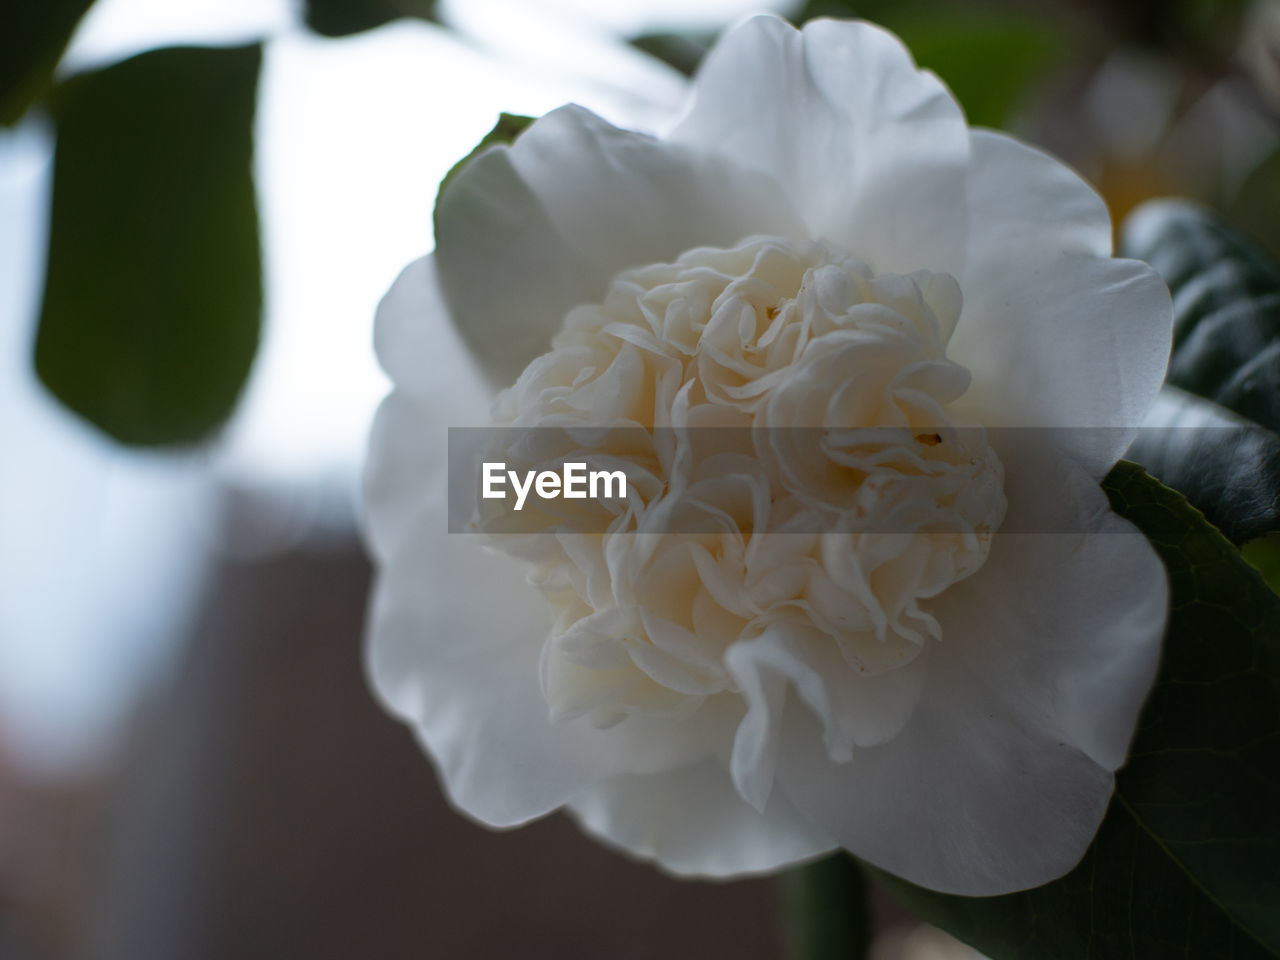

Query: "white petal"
(371, 254), (491, 417)
(671, 15), (971, 277)
(569, 758), (835, 878)
(367, 190), (801, 842)
(725, 652), (787, 813)
(435, 104), (805, 385)
(365, 386), (728, 827)
(725, 625), (928, 811)
(943, 457), (1169, 775)
(365, 483), (737, 824)
(775, 473), (1167, 894)
(364, 256), (493, 558)
(951, 131), (1172, 476)
(962, 129), (1113, 267)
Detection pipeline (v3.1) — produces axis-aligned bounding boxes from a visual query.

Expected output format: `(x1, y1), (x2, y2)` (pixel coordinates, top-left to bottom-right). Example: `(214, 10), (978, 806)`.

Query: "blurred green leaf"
(636, 3), (1066, 126)
(782, 854), (870, 960)
(1, 0), (97, 125)
(875, 462), (1280, 960)
(36, 45), (263, 446)
(1229, 147), (1280, 266)
(1164, 0), (1250, 58)
(304, 0), (436, 37)
(630, 32), (714, 77)
(434, 112), (534, 221)
(887, 13), (1063, 128)
(790, 3), (1064, 128)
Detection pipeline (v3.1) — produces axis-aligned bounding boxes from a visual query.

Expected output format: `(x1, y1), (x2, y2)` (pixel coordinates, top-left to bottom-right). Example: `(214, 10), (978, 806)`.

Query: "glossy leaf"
(876, 462), (1280, 960)
(36, 45), (263, 446)
(1120, 201), (1280, 543)
(1, 0), (97, 125)
(1122, 200), (1280, 433)
(1127, 386), (1280, 545)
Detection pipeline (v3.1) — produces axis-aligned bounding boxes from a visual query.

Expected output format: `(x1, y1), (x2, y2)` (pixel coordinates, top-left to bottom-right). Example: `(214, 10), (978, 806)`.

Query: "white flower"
(363, 15), (1173, 894)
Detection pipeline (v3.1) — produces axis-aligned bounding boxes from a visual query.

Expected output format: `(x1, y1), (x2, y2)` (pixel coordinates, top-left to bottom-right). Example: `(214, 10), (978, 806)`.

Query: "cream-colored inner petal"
(476, 235), (1007, 809)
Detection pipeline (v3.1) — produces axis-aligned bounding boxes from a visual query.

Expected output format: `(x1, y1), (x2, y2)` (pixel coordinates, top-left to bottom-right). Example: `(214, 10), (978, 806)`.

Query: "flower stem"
(781, 853), (871, 960)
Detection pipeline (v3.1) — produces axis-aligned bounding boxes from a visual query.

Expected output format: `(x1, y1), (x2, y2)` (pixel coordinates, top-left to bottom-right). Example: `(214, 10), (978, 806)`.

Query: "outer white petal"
(775, 463), (1168, 895)
(569, 758), (835, 878)
(370, 255), (493, 411)
(670, 15), (971, 278)
(951, 130), (1173, 477)
(364, 262), (721, 827)
(961, 129), (1113, 266)
(435, 104), (805, 386)
(365, 256), (492, 559)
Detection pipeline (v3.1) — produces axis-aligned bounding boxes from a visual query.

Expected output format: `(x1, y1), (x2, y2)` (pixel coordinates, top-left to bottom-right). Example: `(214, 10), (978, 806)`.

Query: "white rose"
(363, 15), (1174, 894)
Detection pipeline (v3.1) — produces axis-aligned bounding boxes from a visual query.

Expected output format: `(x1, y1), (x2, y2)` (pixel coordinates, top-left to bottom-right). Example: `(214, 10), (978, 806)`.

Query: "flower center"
(481, 235), (1006, 731)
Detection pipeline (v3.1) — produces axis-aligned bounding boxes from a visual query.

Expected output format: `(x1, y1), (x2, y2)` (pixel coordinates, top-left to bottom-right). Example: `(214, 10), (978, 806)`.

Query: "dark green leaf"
(1120, 201), (1280, 542)
(1, 0), (97, 125)
(1228, 147), (1280, 265)
(1122, 200), (1280, 433)
(433, 112), (534, 221)
(1243, 533), (1280, 597)
(1127, 386), (1280, 545)
(630, 32), (714, 77)
(876, 462), (1280, 960)
(36, 45), (263, 446)
(781, 854), (870, 960)
(304, 0), (436, 38)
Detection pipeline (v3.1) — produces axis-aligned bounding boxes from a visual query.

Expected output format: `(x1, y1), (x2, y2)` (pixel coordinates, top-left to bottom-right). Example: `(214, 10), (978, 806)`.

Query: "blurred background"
(1, 0), (1277, 957)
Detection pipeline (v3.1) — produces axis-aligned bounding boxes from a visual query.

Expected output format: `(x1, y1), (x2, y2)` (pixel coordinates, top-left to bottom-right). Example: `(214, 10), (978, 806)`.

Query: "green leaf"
(653, 2), (1064, 127)
(1127, 386), (1280, 545)
(885, 13), (1063, 129)
(35, 45), (263, 446)
(1, 0), (97, 125)
(304, 0), (436, 37)
(790, 4), (1064, 129)
(1122, 201), (1280, 433)
(1243, 533), (1280, 597)
(781, 854), (871, 960)
(1120, 201), (1280, 543)
(433, 112), (533, 222)
(875, 462), (1280, 960)
(1229, 146), (1280, 276)
(630, 32), (714, 77)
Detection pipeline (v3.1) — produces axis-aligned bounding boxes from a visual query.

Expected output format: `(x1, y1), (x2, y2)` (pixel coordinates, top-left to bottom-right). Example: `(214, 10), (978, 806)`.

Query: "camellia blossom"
(363, 15), (1173, 895)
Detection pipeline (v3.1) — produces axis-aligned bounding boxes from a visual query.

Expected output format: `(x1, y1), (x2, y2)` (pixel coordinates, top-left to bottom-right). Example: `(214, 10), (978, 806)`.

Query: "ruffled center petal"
(472, 235), (1007, 811)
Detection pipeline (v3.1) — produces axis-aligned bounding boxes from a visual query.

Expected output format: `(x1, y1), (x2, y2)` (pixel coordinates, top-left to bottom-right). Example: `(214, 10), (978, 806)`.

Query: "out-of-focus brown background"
(88, 503), (783, 960)
(1, 1), (1276, 957)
